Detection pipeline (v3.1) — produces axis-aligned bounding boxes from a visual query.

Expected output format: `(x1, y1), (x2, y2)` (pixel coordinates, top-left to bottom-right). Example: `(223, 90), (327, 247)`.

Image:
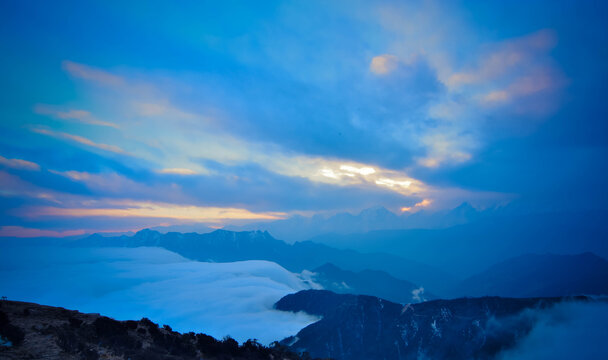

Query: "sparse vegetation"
(0, 310), (25, 347)
(0, 300), (330, 359)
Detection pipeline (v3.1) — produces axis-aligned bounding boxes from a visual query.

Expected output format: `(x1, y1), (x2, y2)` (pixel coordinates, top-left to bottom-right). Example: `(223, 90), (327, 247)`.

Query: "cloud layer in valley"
(0, 245), (319, 344)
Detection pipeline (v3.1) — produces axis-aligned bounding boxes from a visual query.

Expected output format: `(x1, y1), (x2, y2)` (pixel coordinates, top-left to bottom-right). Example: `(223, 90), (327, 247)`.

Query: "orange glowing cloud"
(370, 54), (399, 75)
(27, 201), (287, 223)
(401, 199), (433, 212)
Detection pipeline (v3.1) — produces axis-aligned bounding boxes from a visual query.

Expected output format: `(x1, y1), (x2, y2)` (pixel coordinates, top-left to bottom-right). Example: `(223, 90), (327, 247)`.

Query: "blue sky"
(0, 0), (606, 236)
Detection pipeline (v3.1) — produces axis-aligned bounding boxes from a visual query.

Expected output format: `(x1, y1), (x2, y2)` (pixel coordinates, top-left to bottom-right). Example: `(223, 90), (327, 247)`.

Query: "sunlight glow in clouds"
(375, 178), (412, 188)
(158, 168), (198, 175)
(309, 160), (428, 197)
(339, 165), (376, 176)
(401, 199), (432, 212)
(33, 59), (483, 209)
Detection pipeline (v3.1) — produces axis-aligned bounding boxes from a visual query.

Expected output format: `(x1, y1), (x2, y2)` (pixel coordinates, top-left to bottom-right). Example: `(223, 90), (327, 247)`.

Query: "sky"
(0, 0), (607, 236)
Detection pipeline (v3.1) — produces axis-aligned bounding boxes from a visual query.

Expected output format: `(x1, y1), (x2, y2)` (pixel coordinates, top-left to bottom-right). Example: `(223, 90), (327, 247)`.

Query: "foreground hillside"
(0, 245), (318, 344)
(0, 300), (326, 360)
(276, 290), (599, 360)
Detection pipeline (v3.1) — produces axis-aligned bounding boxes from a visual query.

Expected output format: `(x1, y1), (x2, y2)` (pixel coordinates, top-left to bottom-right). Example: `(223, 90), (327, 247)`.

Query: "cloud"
(372, 2), (568, 167)
(158, 168), (198, 175)
(132, 101), (196, 120)
(370, 54), (399, 75)
(444, 29), (565, 117)
(416, 132), (475, 168)
(401, 198), (432, 212)
(6, 0), (578, 238)
(447, 29), (558, 87)
(0, 170), (62, 203)
(63, 60), (125, 87)
(0, 245), (319, 344)
(44, 58), (503, 211)
(24, 201), (287, 223)
(0, 226), (85, 238)
(34, 104), (120, 128)
(31, 127), (126, 154)
(267, 156), (430, 197)
(0, 155), (40, 171)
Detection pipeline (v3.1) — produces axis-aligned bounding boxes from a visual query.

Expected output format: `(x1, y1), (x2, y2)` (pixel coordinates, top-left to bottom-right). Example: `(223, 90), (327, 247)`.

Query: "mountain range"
(454, 252), (608, 298)
(72, 229), (454, 295)
(309, 263), (436, 304)
(226, 202), (487, 242)
(309, 209), (608, 277)
(71, 229), (608, 300)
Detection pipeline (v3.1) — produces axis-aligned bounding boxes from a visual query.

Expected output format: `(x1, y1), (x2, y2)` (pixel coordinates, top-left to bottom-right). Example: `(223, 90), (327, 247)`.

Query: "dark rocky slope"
(276, 290), (589, 360)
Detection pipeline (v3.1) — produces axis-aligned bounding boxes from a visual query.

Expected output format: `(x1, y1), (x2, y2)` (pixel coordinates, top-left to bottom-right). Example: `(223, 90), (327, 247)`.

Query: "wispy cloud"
(447, 29), (558, 87)
(48, 60), (446, 203)
(0, 155), (40, 171)
(158, 168), (198, 175)
(26, 201), (287, 223)
(31, 127), (126, 154)
(63, 60), (125, 87)
(34, 104), (120, 128)
(0, 226), (85, 238)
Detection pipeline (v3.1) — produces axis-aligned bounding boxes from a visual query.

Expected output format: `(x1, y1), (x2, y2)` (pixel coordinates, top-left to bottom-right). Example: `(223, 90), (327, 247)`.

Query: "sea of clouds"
(0, 245), (319, 344)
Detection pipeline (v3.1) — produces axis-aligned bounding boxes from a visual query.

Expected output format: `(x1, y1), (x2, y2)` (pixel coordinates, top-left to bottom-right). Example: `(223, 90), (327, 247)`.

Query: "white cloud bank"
(0, 245), (319, 344)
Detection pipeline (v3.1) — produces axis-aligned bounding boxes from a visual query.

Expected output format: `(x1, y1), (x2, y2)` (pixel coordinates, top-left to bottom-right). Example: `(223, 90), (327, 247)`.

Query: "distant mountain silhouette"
(309, 210), (608, 277)
(454, 252), (608, 298)
(310, 263), (436, 304)
(74, 229), (455, 295)
(226, 203), (487, 242)
(275, 289), (591, 360)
